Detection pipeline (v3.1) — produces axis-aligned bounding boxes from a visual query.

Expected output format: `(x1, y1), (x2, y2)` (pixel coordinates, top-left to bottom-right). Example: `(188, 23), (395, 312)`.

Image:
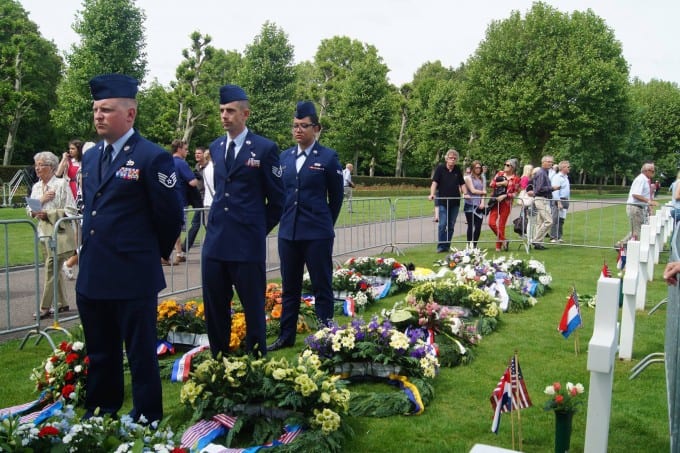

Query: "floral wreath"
(180, 351), (352, 451)
(30, 339), (88, 407)
(383, 295), (482, 367)
(303, 317), (439, 417)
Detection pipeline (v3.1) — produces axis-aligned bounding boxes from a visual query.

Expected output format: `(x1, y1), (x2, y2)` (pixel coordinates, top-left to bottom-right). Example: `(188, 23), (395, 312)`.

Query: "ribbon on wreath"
(171, 344), (210, 382)
(181, 413), (303, 453)
(0, 391), (50, 420)
(156, 339), (175, 357)
(342, 297), (356, 317)
(388, 374), (425, 415)
(20, 400), (63, 424)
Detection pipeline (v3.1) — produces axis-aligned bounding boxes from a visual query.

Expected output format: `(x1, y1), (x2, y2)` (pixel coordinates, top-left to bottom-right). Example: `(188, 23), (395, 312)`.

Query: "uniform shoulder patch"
(158, 171), (177, 188)
(272, 165), (282, 178)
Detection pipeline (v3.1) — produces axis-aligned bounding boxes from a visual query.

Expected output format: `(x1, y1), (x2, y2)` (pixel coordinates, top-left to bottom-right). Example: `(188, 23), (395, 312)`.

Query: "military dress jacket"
(76, 131), (183, 299)
(203, 131), (284, 263)
(278, 142), (343, 241)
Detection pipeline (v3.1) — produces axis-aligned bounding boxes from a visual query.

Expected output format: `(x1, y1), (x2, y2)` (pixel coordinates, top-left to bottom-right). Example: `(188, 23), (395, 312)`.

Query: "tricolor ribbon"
(156, 340), (175, 357)
(426, 328), (439, 356)
(171, 344), (210, 382)
(342, 297), (355, 317)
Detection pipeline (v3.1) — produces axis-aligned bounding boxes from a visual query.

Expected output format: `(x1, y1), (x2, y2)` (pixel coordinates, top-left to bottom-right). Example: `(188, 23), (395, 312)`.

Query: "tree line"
(2, 0), (679, 184)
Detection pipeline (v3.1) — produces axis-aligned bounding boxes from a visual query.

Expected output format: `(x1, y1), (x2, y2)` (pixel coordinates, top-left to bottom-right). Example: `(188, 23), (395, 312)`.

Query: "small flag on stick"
(601, 260), (611, 278)
(616, 245), (626, 270)
(490, 355), (532, 433)
(558, 291), (582, 339)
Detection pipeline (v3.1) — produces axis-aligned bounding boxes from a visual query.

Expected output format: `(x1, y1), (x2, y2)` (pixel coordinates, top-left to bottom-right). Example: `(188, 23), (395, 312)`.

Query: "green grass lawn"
(0, 241), (672, 452)
(0, 195), (674, 451)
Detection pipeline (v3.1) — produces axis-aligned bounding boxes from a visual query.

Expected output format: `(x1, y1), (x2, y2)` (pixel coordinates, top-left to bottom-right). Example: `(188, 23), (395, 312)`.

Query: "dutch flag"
(558, 292), (582, 339)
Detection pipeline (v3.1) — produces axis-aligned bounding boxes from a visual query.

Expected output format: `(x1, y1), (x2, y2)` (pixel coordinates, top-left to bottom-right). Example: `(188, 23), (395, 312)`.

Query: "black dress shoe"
(532, 243), (546, 250)
(267, 338), (295, 352)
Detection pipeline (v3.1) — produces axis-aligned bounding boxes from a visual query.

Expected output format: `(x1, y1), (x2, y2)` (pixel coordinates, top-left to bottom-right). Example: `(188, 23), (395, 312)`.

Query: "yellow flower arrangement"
(156, 299), (206, 339)
(230, 312), (246, 351)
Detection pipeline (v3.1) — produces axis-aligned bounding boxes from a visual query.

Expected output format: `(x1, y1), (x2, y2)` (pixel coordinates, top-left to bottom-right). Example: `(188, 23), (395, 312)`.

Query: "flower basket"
(333, 362), (401, 379)
(167, 331), (209, 347)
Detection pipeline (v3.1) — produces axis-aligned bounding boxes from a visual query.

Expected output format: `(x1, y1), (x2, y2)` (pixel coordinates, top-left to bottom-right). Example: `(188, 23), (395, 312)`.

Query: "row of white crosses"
(584, 205), (673, 452)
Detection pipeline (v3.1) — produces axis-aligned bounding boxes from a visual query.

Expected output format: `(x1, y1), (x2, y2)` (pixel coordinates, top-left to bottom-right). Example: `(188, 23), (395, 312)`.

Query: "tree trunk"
(394, 108), (407, 177)
(3, 52), (27, 165)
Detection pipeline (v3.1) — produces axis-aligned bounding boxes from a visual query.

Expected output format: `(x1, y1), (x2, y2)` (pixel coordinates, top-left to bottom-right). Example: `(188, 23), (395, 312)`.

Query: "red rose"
(50, 356), (59, 363)
(38, 425), (60, 437)
(59, 341), (70, 352)
(65, 352), (79, 364)
(64, 371), (75, 382)
(555, 394), (564, 404)
(61, 384), (76, 399)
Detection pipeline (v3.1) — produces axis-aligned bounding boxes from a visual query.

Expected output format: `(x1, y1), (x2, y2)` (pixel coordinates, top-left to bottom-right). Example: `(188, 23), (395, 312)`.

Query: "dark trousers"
(76, 294), (162, 422)
(202, 257), (266, 357)
(278, 237), (334, 343)
(464, 205), (483, 247)
(184, 210), (204, 251)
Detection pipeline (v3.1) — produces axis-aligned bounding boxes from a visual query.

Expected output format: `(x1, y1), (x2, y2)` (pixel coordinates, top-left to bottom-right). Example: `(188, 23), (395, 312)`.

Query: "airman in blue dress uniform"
(268, 101), (344, 351)
(202, 85), (284, 357)
(76, 73), (183, 423)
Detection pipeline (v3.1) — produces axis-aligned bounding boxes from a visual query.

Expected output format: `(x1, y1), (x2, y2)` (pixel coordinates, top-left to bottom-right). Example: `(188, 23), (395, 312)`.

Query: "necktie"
(225, 141), (236, 172)
(296, 150), (307, 172)
(101, 144), (113, 177)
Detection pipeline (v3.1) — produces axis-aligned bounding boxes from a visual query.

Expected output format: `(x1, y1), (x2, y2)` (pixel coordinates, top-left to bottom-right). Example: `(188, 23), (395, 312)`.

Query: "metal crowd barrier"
(0, 196), (669, 345)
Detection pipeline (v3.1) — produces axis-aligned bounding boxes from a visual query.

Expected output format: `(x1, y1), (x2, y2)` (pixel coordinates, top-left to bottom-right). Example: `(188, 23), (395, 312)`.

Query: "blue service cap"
(219, 84), (248, 104)
(89, 74), (138, 100)
(295, 101), (317, 119)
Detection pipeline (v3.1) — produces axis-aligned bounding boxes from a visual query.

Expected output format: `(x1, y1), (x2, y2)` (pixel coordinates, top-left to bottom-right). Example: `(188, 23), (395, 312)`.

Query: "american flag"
(490, 356), (532, 433)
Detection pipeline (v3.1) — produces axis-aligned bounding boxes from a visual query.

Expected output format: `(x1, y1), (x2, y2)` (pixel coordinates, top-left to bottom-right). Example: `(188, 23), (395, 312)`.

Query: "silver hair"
(446, 149), (459, 159)
(33, 151), (59, 170)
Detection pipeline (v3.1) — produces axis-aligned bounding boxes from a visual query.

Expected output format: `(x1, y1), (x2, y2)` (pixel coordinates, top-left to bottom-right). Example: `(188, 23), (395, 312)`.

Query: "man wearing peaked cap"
(76, 73), (182, 424)
(268, 101), (343, 351)
(202, 84), (284, 358)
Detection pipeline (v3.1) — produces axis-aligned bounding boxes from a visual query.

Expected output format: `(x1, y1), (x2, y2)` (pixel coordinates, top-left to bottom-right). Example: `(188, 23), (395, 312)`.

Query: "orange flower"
(271, 303), (282, 319)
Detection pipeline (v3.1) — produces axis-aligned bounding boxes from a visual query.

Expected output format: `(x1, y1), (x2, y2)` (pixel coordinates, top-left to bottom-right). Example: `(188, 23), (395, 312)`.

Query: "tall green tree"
(135, 80), (175, 147)
(312, 37), (396, 173)
(0, 0), (62, 164)
(172, 32), (215, 145)
(191, 47), (242, 147)
(238, 21), (295, 147)
(404, 61), (461, 176)
(51, 0), (147, 141)
(460, 2), (630, 166)
(629, 78), (680, 181)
